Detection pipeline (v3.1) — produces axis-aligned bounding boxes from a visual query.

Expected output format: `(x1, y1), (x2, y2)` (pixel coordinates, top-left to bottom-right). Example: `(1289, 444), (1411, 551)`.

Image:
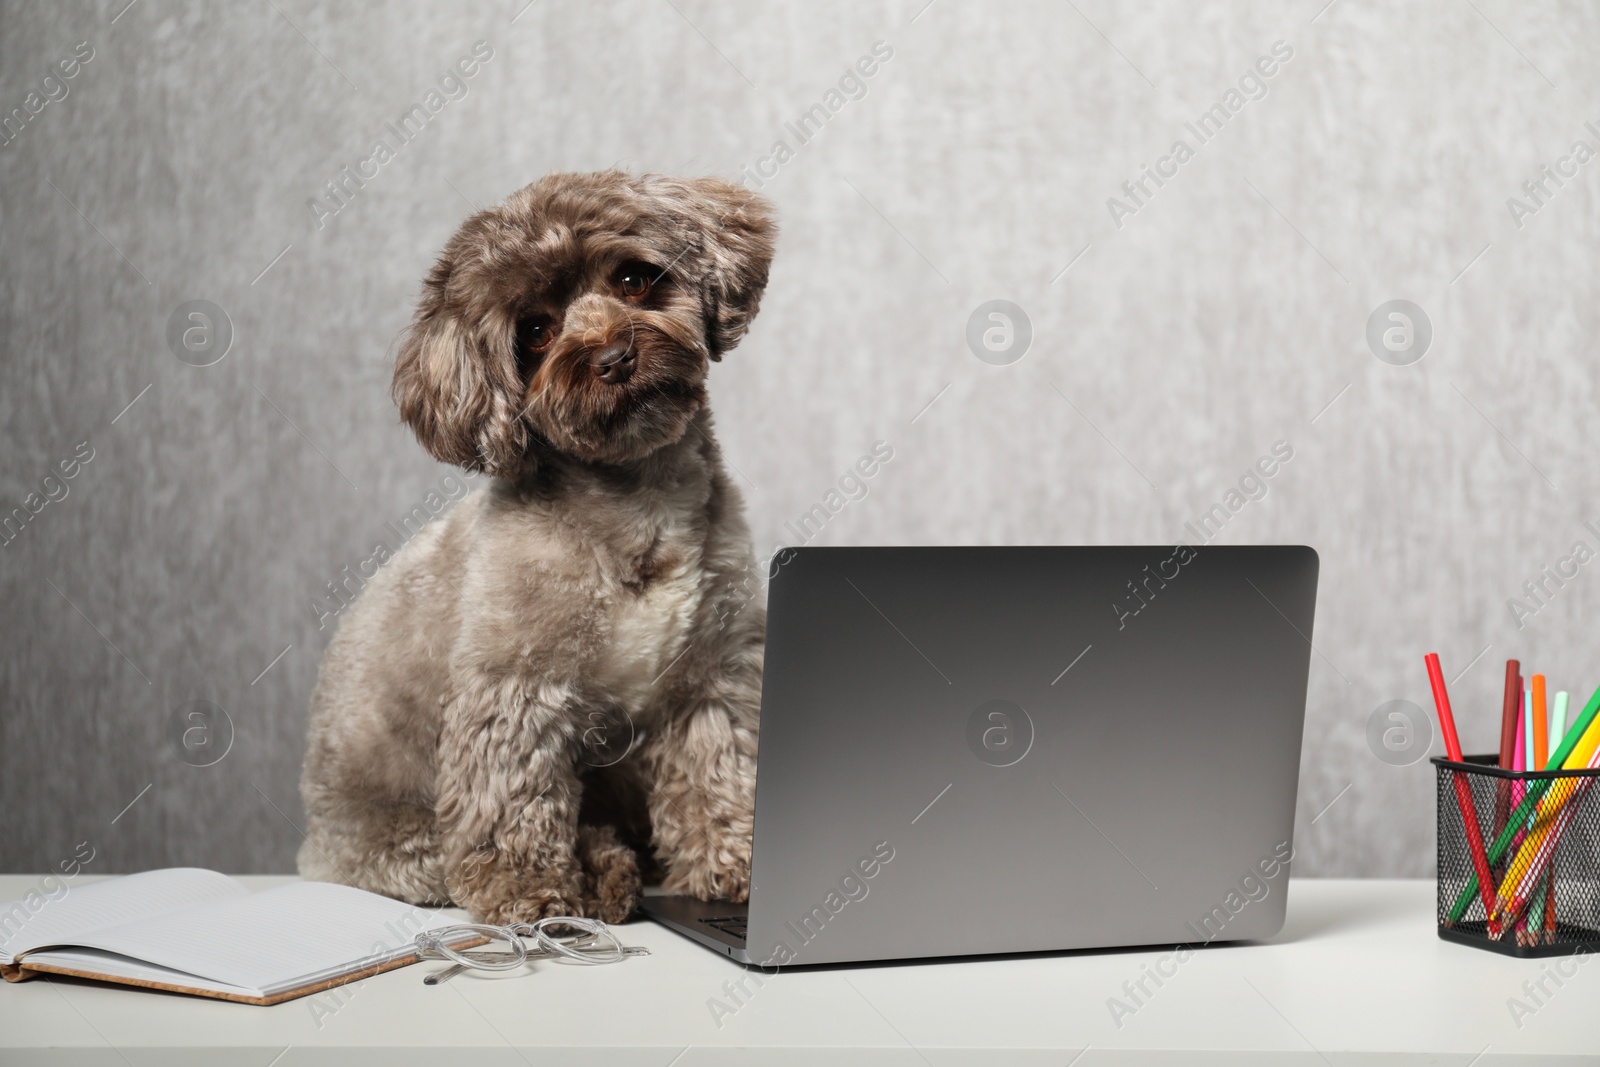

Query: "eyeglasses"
(416, 916), (649, 985)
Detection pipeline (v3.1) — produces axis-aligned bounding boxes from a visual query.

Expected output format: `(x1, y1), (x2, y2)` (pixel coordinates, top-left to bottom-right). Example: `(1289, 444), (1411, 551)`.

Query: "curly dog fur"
(297, 170), (775, 925)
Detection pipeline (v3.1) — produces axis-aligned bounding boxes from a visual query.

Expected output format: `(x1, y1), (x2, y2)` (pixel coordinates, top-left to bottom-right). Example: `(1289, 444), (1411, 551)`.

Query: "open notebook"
(0, 869), (479, 1004)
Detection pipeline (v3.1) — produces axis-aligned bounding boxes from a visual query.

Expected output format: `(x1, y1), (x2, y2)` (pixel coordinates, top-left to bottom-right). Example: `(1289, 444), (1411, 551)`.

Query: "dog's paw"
(450, 852), (588, 925)
(708, 855), (750, 904)
(477, 872), (590, 926)
(663, 850), (750, 904)
(577, 824), (642, 923)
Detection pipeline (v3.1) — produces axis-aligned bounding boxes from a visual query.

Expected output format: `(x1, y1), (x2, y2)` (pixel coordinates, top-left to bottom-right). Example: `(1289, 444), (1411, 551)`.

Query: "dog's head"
(393, 170), (776, 473)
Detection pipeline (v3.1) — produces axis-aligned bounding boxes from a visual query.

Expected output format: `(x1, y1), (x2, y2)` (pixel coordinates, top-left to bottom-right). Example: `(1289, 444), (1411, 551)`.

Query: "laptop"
(640, 545), (1319, 966)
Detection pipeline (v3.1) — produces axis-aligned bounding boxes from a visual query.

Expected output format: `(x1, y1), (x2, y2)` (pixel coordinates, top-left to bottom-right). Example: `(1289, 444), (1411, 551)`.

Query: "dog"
(297, 170), (776, 925)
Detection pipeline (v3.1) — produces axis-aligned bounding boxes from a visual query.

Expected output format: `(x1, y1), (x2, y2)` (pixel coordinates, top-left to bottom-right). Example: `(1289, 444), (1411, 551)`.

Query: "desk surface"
(0, 876), (1595, 1065)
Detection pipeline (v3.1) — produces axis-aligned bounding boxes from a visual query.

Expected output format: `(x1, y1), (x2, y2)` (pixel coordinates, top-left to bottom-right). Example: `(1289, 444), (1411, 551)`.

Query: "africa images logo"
(1365, 300), (1431, 366)
(966, 699), (1034, 767)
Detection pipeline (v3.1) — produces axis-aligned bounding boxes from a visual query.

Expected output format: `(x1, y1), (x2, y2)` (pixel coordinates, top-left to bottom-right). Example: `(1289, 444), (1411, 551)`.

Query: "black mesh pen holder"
(1434, 755), (1600, 958)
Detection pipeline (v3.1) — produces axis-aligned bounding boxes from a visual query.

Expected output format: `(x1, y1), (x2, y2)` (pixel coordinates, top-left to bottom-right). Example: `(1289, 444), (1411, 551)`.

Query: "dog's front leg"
(436, 676), (587, 924)
(647, 630), (762, 902)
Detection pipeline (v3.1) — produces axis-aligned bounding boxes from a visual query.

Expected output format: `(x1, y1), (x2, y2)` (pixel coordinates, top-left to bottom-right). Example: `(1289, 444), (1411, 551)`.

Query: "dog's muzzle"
(589, 341), (636, 384)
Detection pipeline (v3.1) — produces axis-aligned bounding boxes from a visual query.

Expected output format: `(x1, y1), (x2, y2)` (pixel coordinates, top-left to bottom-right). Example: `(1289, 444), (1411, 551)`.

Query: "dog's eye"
(616, 263), (658, 302)
(516, 317), (557, 372)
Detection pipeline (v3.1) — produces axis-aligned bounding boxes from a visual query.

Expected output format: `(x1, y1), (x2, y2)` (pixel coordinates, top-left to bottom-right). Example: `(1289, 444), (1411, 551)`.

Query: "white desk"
(0, 876), (1595, 1065)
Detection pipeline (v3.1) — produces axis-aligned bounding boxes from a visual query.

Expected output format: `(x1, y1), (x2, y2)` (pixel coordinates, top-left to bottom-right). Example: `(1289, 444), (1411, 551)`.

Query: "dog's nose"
(590, 342), (636, 384)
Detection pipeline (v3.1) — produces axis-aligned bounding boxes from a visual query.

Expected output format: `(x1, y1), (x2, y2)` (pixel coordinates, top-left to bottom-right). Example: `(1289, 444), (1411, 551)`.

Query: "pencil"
(1510, 709), (1528, 938)
(1544, 871), (1555, 943)
(1522, 880), (1548, 947)
(1498, 661), (1522, 769)
(1489, 740), (1600, 935)
(1567, 701), (1600, 768)
(1425, 652), (1499, 928)
(1502, 713), (1600, 879)
(1546, 690), (1569, 943)
(1493, 661), (1521, 874)
(1551, 691), (1570, 755)
(1486, 708), (1600, 923)
(1512, 700), (1527, 823)
(1532, 675), (1549, 771)
(1524, 689), (1535, 774)
(1526, 866), (1546, 938)
(1447, 682), (1600, 924)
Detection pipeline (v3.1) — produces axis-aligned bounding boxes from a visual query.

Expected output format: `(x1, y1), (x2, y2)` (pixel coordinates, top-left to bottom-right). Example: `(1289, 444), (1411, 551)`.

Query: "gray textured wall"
(3, 0), (1596, 879)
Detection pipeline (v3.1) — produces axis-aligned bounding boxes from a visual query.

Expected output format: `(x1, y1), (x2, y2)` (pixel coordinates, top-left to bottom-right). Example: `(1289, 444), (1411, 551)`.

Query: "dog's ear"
(653, 177), (777, 361)
(392, 245), (524, 473)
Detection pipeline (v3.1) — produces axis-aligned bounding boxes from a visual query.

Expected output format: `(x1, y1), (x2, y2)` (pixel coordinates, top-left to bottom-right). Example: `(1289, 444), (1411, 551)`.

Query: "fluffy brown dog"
(297, 170), (775, 925)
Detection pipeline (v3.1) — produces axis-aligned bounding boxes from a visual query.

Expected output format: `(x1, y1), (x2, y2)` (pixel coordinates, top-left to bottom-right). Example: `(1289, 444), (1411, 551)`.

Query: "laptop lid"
(743, 545), (1317, 967)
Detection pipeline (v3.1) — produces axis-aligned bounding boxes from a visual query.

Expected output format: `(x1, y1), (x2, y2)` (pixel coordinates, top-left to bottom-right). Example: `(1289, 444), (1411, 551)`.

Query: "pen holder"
(1434, 755), (1600, 958)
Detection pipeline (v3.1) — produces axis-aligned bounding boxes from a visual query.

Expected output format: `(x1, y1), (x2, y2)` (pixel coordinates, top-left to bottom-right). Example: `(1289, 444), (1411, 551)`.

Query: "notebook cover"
(0, 935), (490, 1005)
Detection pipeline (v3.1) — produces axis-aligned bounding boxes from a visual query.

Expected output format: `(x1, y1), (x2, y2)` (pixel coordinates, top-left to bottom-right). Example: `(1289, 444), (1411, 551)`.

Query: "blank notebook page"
(49, 881), (455, 995)
(0, 869), (246, 964)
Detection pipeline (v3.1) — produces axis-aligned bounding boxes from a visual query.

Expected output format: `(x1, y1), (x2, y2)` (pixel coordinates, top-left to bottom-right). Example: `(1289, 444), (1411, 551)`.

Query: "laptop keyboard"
(697, 915), (748, 940)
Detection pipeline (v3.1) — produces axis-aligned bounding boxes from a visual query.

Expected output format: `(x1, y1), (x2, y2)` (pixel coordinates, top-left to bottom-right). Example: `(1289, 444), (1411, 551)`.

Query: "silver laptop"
(640, 545), (1318, 966)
